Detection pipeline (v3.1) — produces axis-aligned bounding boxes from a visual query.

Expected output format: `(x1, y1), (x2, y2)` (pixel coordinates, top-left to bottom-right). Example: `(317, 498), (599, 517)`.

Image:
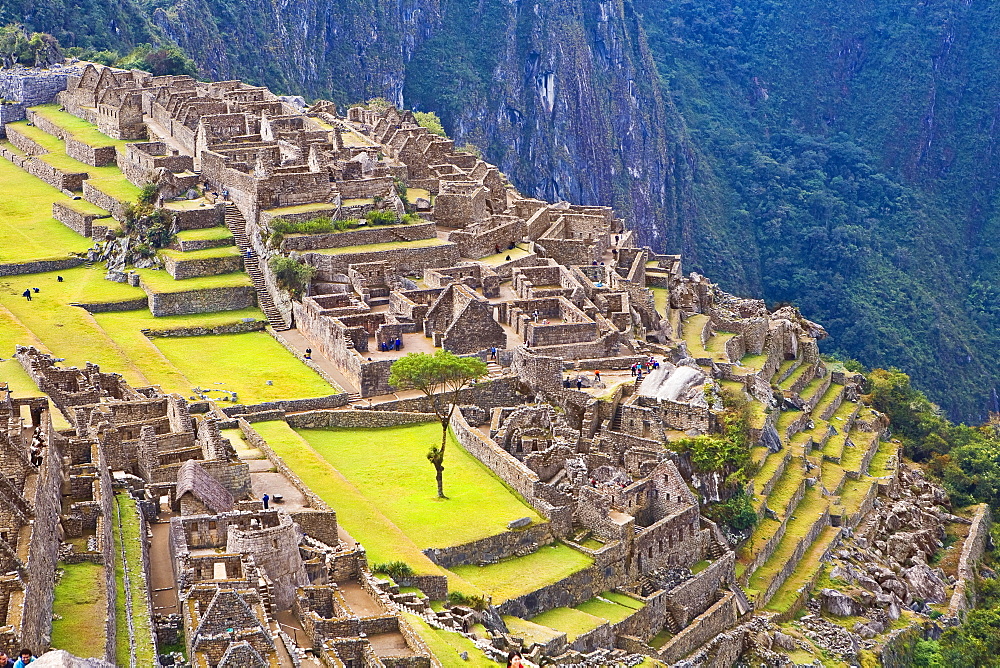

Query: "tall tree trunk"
(435, 463), (444, 499)
(438, 419), (448, 498)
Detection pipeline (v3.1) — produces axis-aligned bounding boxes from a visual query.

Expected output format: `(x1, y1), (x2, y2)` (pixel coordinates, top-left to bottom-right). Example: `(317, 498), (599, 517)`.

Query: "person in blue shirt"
(13, 649), (34, 668)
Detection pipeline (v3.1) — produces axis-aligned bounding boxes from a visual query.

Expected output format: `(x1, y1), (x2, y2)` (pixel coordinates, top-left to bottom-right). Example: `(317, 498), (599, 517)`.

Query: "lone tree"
(388, 350), (487, 498)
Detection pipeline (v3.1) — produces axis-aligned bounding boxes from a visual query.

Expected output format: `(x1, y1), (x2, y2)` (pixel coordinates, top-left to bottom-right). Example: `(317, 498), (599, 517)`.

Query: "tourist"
(506, 651), (527, 668)
(532, 310), (539, 322)
(21, 289), (30, 301)
(563, 378), (570, 388)
(594, 370), (600, 381)
(505, 254), (511, 261)
(630, 363), (636, 377)
(304, 348), (312, 359)
(495, 243), (501, 254)
(394, 337), (402, 351)
(32, 287), (38, 293)
(0, 651), (14, 667)
(262, 493), (270, 509)
(12, 650), (33, 668)
(576, 378), (583, 390)
(490, 346), (497, 360)
(508, 241), (515, 250)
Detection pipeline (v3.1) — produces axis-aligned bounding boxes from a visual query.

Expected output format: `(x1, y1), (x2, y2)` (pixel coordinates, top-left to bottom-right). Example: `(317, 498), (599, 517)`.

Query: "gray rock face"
(773, 631), (797, 650)
(903, 563), (947, 604)
(820, 588), (861, 617)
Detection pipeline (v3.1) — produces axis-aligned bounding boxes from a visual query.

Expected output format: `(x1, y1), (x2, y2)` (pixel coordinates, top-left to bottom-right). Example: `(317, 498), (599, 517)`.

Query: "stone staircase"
(486, 360), (503, 377)
(223, 203), (287, 330)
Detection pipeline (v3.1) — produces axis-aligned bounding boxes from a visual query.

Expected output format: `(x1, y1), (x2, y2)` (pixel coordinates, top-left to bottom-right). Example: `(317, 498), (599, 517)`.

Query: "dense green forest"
(3, 0), (998, 421)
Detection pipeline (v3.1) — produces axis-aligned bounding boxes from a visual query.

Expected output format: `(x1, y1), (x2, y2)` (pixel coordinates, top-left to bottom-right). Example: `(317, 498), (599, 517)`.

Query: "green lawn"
(574, 595), (642, 623)
(136, 268), (252, 293)
(30, 104), (131, 149)
(449, 543), (593, 602)
(295, 423), (543, 549)
(263, 202), (338, 216)
(478, 245), (532, 265)
(151, 332), (339, 403)
(252, 421), (445, 576)
(682, 313), (711, 357)
(404, 614), (501, 667)
(51, 561), (107, 659)
(529, 607), (605, 640)
(113, 494), (156, 666)
(175, 226), (234, 242)
(650, 287), (668, 316)
(0, 150), (93, 262)
(159, 245), (242, 261)
(502, 616), (565, 645)
(765, 525), (841, 614)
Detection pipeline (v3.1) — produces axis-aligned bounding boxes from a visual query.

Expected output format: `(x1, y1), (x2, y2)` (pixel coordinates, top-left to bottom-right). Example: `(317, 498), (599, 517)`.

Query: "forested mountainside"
(5, 0), (999, 422)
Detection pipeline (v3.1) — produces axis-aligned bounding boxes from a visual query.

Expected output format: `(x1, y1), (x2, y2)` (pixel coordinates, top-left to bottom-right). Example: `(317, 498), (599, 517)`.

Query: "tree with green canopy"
(388, 350), (487, 498)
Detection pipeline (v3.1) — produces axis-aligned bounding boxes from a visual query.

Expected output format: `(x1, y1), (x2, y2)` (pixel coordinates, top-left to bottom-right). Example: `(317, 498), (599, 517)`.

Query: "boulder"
(32, 651), (115, 668)
(903, 563), (947, 604)
(820, 589), (861, 617)
(773, 631), (797, 650)
(415, 197), (432, 211)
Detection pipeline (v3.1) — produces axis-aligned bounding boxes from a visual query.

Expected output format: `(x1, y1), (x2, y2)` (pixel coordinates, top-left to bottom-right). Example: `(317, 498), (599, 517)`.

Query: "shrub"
(455, 142), (483, 159)
(365, 210), (399, 226)
(268, 217), (360, 246)
(269, 256), (316, 299)
(413, 111), (446, 137)
(447, 591), (489, 610)
(137, 182), (158, 206)
(372, 561), (414, 580)
(703, 490), (757, 531)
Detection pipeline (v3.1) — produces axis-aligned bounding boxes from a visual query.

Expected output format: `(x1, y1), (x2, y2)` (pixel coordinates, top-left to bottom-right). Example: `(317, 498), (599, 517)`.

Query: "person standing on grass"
(21, 289), (30, 301)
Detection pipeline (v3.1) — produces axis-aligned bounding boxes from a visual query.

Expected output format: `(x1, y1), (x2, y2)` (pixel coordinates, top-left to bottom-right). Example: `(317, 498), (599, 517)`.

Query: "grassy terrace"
(253, 421), (589, 598)
(799, 376), (827, 402)
(575, 593), (643, 622)
(765, 525), (841, 614)
(51, 561), (107, 658)
(529, 607), (605, 640)
(738, 352), (768, 371)
(6, 121), (141, 201)
(759, 462), (805, 516)
(0, 150), (93, 262)
(159, 245), (242, 261)
(840, 430), (880, 473)
(753, 449), (789, 499)
(681, 313), (710, 357)
(813, 382), (845, 417)
(113, 493), (156, 665)
(1, 266), (335, 403)
(778, 362), (811, 391)
(405, 614), (501, 667)
(310, 237), (448, 255)
(136, 268), (252, 292)
(30, 104), (130, 148)
(450, 543), (593, 602)
(820, 462), (847, 493)
(502, 616), (564, 645)
(747, 486), (828, 600)
(650, 287), (668, 316)
(868, 439), (899, 477)
(175, 226), (234, 242)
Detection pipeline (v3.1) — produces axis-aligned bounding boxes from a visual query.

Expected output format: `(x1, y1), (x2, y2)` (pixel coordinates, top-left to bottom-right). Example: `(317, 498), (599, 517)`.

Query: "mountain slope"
(6, 0), (998, 420)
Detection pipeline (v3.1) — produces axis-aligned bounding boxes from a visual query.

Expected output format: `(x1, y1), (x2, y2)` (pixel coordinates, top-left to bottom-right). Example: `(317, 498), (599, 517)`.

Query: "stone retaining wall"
(77, 297), (149, 313)
(222, 394), (349, 417)
(162, 251), (243, 280)
(948, 504), (992, 616)
(0, 69), (71, 106)
(761, 508), (830, 606)
(0, 102), (26, 134)
(83, 181), (129, 219)
(1, 138), (86, 191)
(52, 200), (109, 237)
(303, 241), (459, 276)
(657, 592), (738, 665)
(496, 558), (625, 618)
(0, 256), (84, 277)
(422, 522), (554, 569)
(281, 221), (436, 251)
(286, 410), (433, 429)
(142, 319), (265, 337)
(144, 284), (256, 316)
(239, 419), (332, 513)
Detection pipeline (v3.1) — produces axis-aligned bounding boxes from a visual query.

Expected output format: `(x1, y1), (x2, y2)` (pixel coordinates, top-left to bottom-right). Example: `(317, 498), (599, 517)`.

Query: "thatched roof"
(174, 459), (234, 514)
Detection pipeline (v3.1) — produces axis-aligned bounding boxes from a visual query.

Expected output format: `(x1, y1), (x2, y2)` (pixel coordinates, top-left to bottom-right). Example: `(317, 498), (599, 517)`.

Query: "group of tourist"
(379, 338), (403, 352)
(630, 357), (661, 380)
(0, 649), (35, 667)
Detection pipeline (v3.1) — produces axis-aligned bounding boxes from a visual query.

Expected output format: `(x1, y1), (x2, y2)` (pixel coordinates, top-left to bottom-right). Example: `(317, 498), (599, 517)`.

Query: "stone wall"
(496, 559), (624, 618)
(422, 522), (553, 569)
(657, 593), (738, 666)
(948, 503), (992, 616)
(0, 256), (85, 277)
(0, 103), (25, 135)
(0, 68), (71, 107)
(143, 319), (265, 338)
(161, 251), (243, 280)
(83, 181), (129, 219)
(77, 297), (150, 313)
(1, 135), (86, 191)
(303, 242), (459, 277)
(65, 137), (117, 167)
(52, 200), (109, 237)
(144, 284), (256, 316)
(286, 410), (433, 429)
(221, 393), (349, 417)
(281, 221), (436, 251)
(664, 554), (734, 629)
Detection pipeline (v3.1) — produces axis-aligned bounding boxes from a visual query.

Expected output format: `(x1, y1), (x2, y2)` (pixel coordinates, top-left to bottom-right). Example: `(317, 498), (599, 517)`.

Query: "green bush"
(372, 561), (415, 580)
(703, 490), (758, 531)
(413, 111), (446, 137)
(268, 217), (359, 246)
(447, 591), (489, 611)
(269, 256), (316, 299)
